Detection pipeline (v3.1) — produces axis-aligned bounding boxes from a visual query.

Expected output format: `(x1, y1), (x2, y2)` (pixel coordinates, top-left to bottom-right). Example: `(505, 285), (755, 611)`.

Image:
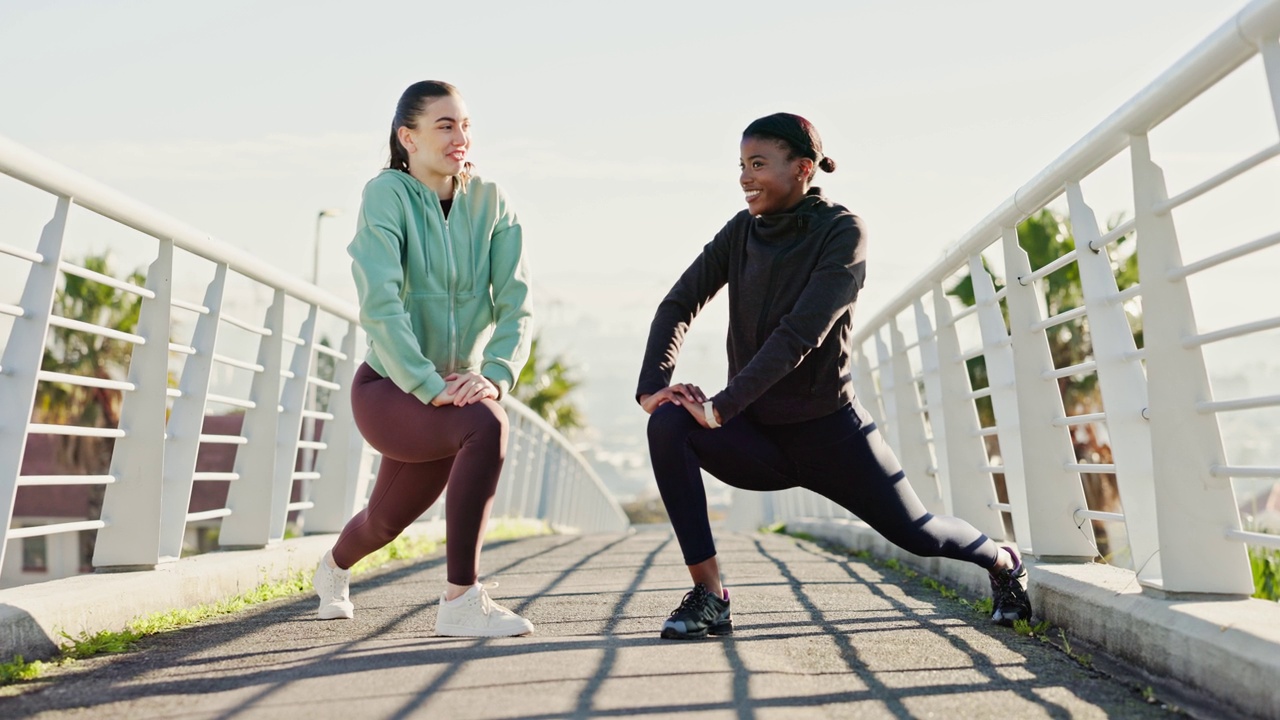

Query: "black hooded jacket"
(637, 188), (868, 425)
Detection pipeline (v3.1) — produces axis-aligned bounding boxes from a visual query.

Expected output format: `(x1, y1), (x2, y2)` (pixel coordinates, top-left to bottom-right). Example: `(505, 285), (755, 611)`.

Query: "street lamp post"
(313, 208), (342, 284)
(304, 209), (342, 533)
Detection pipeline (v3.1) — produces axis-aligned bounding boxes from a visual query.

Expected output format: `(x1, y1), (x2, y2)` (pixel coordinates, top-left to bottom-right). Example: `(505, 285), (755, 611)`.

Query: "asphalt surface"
(1, 528), (1189, 719)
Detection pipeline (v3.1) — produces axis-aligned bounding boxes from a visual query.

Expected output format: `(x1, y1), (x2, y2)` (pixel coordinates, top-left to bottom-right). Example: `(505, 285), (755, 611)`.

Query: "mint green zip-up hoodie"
(348, 168), (533, 405)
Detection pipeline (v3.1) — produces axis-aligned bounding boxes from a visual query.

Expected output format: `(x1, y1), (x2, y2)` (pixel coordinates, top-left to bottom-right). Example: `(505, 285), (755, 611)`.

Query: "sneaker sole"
(435, 622), (534, 638)
(660, 621), (733, 640)
(318, 602), (354, 620)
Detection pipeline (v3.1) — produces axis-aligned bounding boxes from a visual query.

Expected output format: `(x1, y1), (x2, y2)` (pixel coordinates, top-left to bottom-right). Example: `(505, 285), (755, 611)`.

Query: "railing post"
(269, 306), (318, 541)
(969, 254), (1034, 549)
(306, 321), (364, 533)
(1000, 226), (1097, 562)
(872, 331), (904, 454)
(157, 263), (227, 561)
(914, 297), (953, 514)
(888, 317), (944, 513)
(94, 239), (176, 569)
(931, 287), (1006, 539)
(1066, 183), (1163, 581)
(0, 197), (70, 571)
(1130, 134), (1252, 595)
(852, 347), (885, 424)
(219, 290), (286, 548)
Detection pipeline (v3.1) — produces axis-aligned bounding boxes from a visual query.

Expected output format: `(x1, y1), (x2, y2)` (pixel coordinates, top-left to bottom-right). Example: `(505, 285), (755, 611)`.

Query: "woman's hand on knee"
(444, 372), (498, 406)
(639, 383), (706, 415)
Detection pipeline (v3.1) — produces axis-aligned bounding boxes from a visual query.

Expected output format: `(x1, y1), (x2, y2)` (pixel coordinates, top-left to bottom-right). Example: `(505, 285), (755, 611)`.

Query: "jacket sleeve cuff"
(710, 391), (741, 423)
(411, 373), (448, 406)
(481, 362), (514, 400)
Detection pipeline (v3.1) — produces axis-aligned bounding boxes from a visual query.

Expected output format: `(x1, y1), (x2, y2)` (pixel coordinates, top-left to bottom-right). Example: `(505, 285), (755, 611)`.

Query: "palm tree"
(513, 335), (584, 433)
(33, 253), (145, 564)
(947, 209), (1140, 559)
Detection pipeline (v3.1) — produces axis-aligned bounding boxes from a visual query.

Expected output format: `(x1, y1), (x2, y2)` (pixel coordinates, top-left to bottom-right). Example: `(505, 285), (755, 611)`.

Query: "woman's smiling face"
(739, 136), (811, 216)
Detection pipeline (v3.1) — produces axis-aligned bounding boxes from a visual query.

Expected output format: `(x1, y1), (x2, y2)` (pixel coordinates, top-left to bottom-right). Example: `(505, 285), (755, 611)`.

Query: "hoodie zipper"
(442, 206), (458, 375)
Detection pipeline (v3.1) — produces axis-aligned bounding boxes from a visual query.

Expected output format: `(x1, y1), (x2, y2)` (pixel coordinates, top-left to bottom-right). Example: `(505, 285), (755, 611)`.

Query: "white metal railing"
(0, 134), (627, 580)
(730, 0), (1280, 595)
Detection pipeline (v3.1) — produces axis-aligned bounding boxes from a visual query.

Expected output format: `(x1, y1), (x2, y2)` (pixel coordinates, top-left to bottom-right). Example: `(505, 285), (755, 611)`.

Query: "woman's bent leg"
(331, 456), (452, 569)
(647, 403), (796, 566)
(441, 398), (507, 586)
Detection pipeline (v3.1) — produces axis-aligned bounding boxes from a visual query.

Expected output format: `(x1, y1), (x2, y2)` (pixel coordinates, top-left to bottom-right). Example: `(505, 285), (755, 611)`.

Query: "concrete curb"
(0, 519), (447, 663)
(786, 517), (1280, 720)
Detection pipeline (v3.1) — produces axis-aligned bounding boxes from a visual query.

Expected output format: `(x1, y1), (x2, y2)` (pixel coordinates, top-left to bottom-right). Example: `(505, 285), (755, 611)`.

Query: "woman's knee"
(461, 399), (508, 450)
(647, 401), (699, 447)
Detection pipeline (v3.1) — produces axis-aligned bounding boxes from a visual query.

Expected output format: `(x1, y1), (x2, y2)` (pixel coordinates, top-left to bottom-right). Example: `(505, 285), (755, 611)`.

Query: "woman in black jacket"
(637, 113), (1031, 640)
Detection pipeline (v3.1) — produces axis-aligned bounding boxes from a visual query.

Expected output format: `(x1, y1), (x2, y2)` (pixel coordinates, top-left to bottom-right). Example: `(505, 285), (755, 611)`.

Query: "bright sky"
(3, 0), (1276, 497)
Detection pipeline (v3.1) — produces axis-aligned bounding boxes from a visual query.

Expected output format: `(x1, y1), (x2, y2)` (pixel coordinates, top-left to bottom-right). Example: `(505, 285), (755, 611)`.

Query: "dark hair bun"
(819, 156), (837, 173)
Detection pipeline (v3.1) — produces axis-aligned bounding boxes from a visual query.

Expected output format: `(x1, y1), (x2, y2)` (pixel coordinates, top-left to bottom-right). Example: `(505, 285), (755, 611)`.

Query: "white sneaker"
(313, 550), (354, 620)
(435, 582), (534, 637)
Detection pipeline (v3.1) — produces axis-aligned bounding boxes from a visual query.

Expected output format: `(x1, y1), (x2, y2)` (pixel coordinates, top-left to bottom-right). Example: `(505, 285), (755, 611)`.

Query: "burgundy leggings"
(331, 362), (507, 585)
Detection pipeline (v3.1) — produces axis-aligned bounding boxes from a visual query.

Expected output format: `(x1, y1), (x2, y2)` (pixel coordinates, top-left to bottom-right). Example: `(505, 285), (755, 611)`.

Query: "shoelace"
(669, 585), (710, 618)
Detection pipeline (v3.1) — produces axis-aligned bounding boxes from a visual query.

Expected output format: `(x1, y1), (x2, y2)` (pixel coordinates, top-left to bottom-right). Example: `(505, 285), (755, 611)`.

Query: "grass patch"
(1250, 544), (1280, 601)
(2, 520), (548, 688)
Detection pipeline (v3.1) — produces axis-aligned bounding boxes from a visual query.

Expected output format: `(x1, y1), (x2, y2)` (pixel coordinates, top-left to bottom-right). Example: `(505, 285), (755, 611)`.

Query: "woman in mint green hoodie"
(311, 81), (535, 637)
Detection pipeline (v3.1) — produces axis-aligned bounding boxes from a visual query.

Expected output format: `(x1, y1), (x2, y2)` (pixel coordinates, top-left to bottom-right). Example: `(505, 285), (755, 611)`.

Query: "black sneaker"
(989, 545), (1032, 626)
(660, 584), (733, 639)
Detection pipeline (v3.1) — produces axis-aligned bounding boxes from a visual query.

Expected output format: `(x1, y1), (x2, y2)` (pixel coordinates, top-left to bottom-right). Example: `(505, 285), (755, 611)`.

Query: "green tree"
(33, 253), (145, 564)
(947, 209), (1140, 559)
(513, 335), (584, 432)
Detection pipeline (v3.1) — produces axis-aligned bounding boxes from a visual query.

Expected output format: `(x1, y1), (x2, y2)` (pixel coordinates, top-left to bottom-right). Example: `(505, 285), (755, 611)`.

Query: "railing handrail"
(853, 0), (1280, 345)
(0, 134), (358, 320)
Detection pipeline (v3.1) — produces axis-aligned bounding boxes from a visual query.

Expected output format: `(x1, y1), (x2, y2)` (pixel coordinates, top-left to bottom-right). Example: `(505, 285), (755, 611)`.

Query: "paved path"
(2, 529), (1188, 719)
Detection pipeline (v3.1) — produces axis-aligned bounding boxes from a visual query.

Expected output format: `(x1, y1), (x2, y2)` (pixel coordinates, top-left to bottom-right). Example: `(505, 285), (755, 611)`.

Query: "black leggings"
(647, 400), (1001, 569)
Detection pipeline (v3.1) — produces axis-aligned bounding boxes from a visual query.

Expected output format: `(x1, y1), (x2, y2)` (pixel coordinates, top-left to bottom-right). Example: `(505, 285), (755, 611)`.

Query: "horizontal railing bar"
(185, 509), (232, 522)
(193, 472), (240, 481)
(988, 502), (1012, 512)
(199, 434), (247, 445)
(979, 465), (1005, 474)
(168, 343), (196, 355)
(1211, 464), (1280, 478)
(47, 315), (146, 345)
(968, 387), (994, 401)
(1052, 412), (1108, 427)
(974, 426), (1000, 437)
(0, 302), (24, 317)
(206, 393), (255, 410)
(1066, 463), (1116, 473)
(1075, 508), (1126, 523)
(1089, 218), (1137, 251)
(926, 465), (939, 476)
(212, 353), (264, 373)
(285, 501), (315, 512)
(1184, 315), (1280, 347)
(307, 376), (340, 391)
(59, 261), (155, 299)
(27, 423), (125, 438)
(1155, 142), (1280, 215)
(1043, 359), (1097, 380)
(0, 137), (359, 321)
(166, 388), (182, 399)
(1124, 347), (1147, 361)
(950, 303), (981, 324)
(1170, 228), (1280, 281)
(291, 472), (321, 481)
(171, 298), (210, 315)
(1226, 528), (1280, 550)
(281, 370), (296, 380)
(0, 241), (42, 263)
(1020, 249), (1079, 285)
(1111, 284), (1143, 304)
(301, 410), (335, 421)
(296, 440), (327, 450)
(1032, 305), (1088, 332)
(1197, 394), (1280, 413)
(37, 370), (134, 392)
(282, 333), (305, 346)
(221, 313), (271, 336)
(7, 520), (106, 539)
(313, 344), (348, 360)
(18, 474), (116, 486)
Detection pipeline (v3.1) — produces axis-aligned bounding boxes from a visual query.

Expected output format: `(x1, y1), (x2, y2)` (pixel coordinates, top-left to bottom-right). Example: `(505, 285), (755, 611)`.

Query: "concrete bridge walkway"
(1, 529), (1198, 719)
